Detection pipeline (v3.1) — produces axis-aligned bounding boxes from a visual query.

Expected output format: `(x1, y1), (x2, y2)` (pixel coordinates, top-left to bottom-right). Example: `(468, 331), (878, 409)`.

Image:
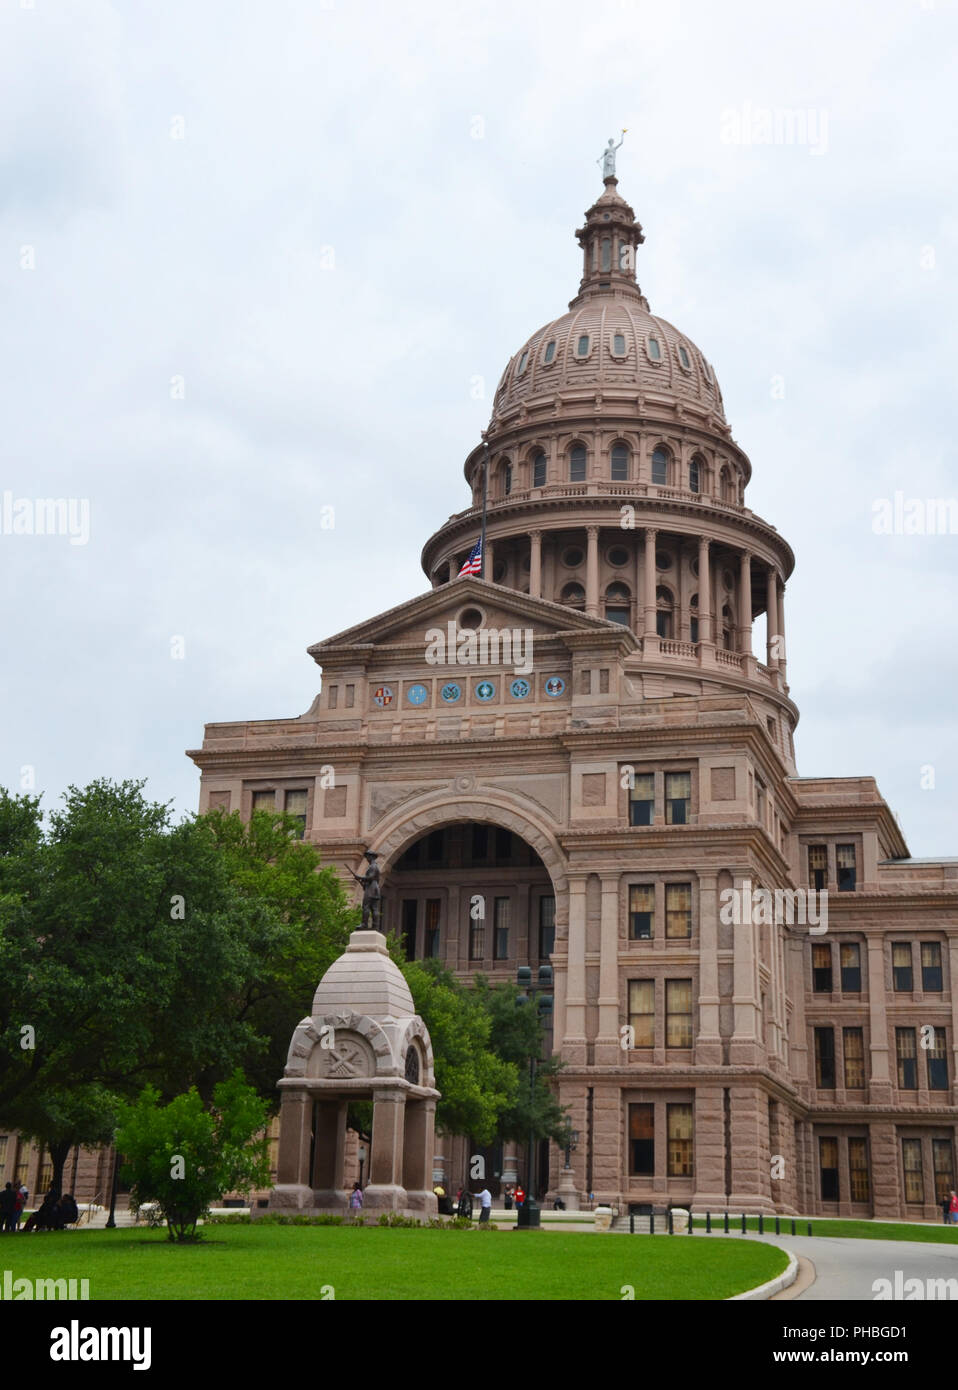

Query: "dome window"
(678, 345), (691, 370)
(612, 332), (627, 357)
(655, 550), (673, 571)
(648, 336), (662, 362)
(689, 457), (702, 494)
(532, 452), (547, 488)
(656, 586), (674, 639)
(605, 582), (631, 626)
(562, 546), (584, 568)
(576, 334), (590, 357)
(601, 238), (612, 273)
(561, 582), (586, 610)
(607, 545), (630, 568)
(611, 443), (630, 481)
(543, 340), (556, 364)
(503, 463), (512, 496)
(517, 351), (529, 375)
(652, 447), (670, 486)
(569, 444), (587, 482)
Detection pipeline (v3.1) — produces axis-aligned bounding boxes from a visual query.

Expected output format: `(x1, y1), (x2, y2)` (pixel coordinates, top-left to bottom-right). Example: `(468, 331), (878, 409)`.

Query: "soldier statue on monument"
(349, 849), (382, 932)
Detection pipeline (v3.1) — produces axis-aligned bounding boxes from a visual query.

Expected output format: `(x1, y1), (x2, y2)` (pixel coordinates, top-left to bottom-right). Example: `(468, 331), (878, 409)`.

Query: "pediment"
(308, 578), (635, 663)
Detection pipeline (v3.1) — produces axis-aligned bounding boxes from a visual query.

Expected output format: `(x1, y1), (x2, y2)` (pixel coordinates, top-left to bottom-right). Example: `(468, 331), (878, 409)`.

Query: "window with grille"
(836, 843), (856, 891)
(629, 884), (654, 940)
(665, 883), (692, 939)
(651, 447), (669, 485)
(928, 1028), (948, 1091)
(689, 457), (701, 493)
(808, 845), (827, 891)
(922, 942), (943, 992)
(812, 943), (833, 993)
(493, 897), (509, 962)
(629, 772), (654, 826)
(611, 443), (629, 480)
(251, 790), (275, 814)
(819, 1137), (839, 1201)
(503, 463), (512, 496)
(933, 1139), (954, 1204)
(843, 1028), (865, 1089)
(665, 772), (691, 825)
(840, 943), (862, 992)
(533, 452), (547, 488)
(612, 332), (626, 356)
(284, 789), (307, 837)
(902, 1138), (923, 1203)
(848, 1138), (870, 1201)
(892, 943), (913, 992)
(666, 979), (693, 1048)
(814, 1028), (836, 1088)
(628, 980), (654, 1048)
(469, 908), (484, 961)
(667, 1104), (693, 1177)
(629, 1103), (654, 1175)
(37, 1150), (53, 1194)
(424, 899), (441, 958)
(538, 896), (555, 958)
(15, 1140), (30, 1187)
(896, 1028), (918, 1089)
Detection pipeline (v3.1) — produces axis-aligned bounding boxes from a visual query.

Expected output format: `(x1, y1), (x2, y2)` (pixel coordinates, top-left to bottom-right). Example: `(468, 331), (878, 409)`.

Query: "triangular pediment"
(308, 577), (635, 663)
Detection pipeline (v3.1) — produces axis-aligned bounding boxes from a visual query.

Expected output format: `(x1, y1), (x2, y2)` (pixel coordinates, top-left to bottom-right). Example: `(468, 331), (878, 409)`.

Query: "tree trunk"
(49, 1140), (72, 1198)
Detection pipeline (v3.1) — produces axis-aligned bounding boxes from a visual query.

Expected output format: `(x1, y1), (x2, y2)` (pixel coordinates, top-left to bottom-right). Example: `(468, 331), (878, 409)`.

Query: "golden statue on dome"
(598, 130), (627, 179)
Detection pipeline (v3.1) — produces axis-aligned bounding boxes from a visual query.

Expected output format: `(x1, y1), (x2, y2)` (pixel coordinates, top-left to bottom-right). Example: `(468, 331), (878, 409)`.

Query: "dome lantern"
(570, 177), (648, 310)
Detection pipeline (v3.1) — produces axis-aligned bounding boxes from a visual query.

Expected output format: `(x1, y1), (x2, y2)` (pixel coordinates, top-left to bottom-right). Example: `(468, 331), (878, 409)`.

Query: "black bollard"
(807, 1222), (812, 1236)
(706, 1211), (712, 1233)
(741, 1212), (746, 1233)
(791, 1219), (796, 1236)
(758, 1213), (764, 1234)
(629, 1213), (634, 1235)
(668, 1208), (674, 1235)
(649, 1212), (654, 1235)
(775, 1217), (780, 1236)
(724, 1210), (729, 1233)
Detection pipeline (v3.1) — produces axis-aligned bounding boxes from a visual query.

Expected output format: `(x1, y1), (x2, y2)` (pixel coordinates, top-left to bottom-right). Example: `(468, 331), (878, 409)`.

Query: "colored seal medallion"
(406, 683), (428, 706)
(373, 685), (394, 707)
(510, 678), (530, 699)
(475, 681), (496, 702)
(440, 682), (461, 703)
(544, 676), (565, 698)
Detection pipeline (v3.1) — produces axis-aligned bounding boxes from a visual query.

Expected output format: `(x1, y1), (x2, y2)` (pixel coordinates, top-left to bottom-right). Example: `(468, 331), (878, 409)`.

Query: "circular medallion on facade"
(510, 678), (530, 700)
(441, 682), (461, 703)
(454, 775), (475, 792)
(406, 683), (428, 706)
(544, 676), (566, 698)
(373, 685), (394, 707)
(475, 680), (496, 702)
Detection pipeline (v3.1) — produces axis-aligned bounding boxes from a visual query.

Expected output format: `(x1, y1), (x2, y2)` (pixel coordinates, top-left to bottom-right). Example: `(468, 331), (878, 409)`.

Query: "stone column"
(402, 1099), (438, 1215)
(867, 938), (892, 1103)
(585, 525), (599, 616)
(502, 1142), (519, 1186)
(529, 530), (542, 599)
(365, 1089), (408, 1212)
(766, 566), (779, 668)
(695, 874), (722, 1066)
(869, 1122), (901, 1220)
(728, 1085), (773, 1212)
(729, 876), (761, 1066)
(312, 1098), (348, 1207)
(564, 877), (588, 1066)
(777, 583), (788, 683)
(692, 1086), (729, 1208)
(595, 875), (621, 1064)
(484, 538), (495, 584)
(738, 551), (752, 654)
(643, 527), (657, 641)
(697, 537), (712, 641)
(275, 1089), (313, 1195)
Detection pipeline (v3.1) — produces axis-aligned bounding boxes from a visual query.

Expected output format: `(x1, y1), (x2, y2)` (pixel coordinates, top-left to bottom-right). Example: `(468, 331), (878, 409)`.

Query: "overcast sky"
(2, 0), (956, 856)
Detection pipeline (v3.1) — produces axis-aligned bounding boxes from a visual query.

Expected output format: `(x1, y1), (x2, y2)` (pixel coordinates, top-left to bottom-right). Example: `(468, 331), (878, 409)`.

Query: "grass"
(0, 1225), (788, 1300)
(693, 1215), (958, 1244)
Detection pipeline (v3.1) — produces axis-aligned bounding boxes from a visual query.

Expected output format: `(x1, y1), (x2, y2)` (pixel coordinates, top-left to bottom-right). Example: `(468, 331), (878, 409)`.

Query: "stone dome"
(311, 929), (415, 1021)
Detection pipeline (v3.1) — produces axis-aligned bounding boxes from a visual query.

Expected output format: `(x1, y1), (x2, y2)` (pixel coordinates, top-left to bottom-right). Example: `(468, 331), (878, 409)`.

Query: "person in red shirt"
(514, 1184), (526, 1207)
(949, 1189), (958, 1225)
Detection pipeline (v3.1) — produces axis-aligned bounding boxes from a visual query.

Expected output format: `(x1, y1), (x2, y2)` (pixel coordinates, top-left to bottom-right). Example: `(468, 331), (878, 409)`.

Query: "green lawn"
(693, 1216), (958, 1244)
(1, 1225), (787, 1300)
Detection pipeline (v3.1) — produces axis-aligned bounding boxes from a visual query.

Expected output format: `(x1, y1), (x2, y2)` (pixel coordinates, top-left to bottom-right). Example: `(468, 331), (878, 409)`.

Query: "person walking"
(0, 1182), (16, 1233)
(943, 1192), (952, 1225)
(15, 1185), (28, 1230)
(348, 1182), (364, 1213)
(475, 1185), (492, 1224)
(949, 1189), (958, 1225)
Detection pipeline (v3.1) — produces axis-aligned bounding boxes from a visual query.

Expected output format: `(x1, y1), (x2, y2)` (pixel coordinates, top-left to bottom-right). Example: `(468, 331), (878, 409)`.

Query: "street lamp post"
(516, 963), (553, 1202)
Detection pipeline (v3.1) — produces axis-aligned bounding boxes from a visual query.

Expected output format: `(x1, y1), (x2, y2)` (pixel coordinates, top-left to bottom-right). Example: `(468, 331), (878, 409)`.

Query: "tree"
(473, 977), (569, 1147)
(115, 1071), (271, 1241)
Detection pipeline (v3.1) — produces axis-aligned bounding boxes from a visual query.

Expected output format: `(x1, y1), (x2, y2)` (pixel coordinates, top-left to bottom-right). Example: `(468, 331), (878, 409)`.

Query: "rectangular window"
(328, 685), (338, 709)
(922, 942), (943, 992)
(628, 980), (654, 1048)
(15, 1139), (31, 1187)
(629, 885), (654, 940)
(538, 896), (555, 958)
(819, 1137), (839, 1201)
(836, 843), (857, 892)
(628, 772), (654, 826)
(37, 1149), (53, 1193)
(892, 943), (913, 992)
(471, 824), (488, 861)
(427, 830), (444, 863)
(840, 942), (862, 993)
(848, 1138), (870, 1202)
(533, 455), (547, 488)
(469, 905), (485, 962)
(0, 1136), (7, 1176)
(493, 897), (509, 962)
(896, 1027), (918, 1090)
(843, 1028), (866, 1089)
(665, 883), (692, 939)
(251, 790), (275, 813)
(814, 1028), (836, 1089)
(667, 1104), (693, 1178)
(628, 1103), (654, 1176)
(666, 979), (693, 1048)
(902, 1138), (924, 1203)
(495, 828), (512, 861)
(424, 899), (441, 958)
(284, 789), (307, 838)
(664, 772), (691, 825)
(808, 845), (827, 891)
(401, 899), (417, 960)
(928, 1028), (948, 1091)
(933, 1140), (954, 1204)
(812, 943), (833, 993)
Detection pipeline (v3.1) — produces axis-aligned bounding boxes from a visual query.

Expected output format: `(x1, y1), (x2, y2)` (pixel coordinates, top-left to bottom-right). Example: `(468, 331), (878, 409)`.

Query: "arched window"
(612, 332), (626, 356)
(502, 461), (512, 497)
(610, 443), (630, 481)
(720, 466), (732, 502)
(576, 334), (590, 357)
(569, 444), (587, 482)
(561, 582), (586, 610)
(517, 351), (529, 375)
(600, 238), (612, 272)
(648, 337), (662, 361)
(689, 455), (704, 494)
(652, 447), (669, 486)
(722, 604), (733, 650)
(543, 340), (556, 364)
(690, 593), (699, 644)
(532, 452), (547, 488)
(678, 345), (691, 370)
(605, 582), (631, 626)
(656, 585), (674, 639)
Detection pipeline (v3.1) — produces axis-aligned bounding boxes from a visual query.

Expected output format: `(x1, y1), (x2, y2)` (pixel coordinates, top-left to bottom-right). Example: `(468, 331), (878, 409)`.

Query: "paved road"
(721, 1230), (958, 1299)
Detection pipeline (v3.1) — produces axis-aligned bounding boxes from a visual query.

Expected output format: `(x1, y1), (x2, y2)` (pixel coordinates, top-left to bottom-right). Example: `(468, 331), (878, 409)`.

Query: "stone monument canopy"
(311, 928), (415, 1022)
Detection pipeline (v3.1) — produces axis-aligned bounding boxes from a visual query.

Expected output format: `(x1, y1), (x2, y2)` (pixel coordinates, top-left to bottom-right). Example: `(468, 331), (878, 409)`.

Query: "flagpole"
(480, 441), (489, 580)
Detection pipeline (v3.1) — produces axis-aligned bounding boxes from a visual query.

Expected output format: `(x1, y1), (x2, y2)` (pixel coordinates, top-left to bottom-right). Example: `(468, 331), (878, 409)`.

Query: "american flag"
(458, 538), (483, 577)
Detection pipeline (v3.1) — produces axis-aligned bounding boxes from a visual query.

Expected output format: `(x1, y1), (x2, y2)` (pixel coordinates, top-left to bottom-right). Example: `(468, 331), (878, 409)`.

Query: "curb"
(727, 1244), (799, 1301)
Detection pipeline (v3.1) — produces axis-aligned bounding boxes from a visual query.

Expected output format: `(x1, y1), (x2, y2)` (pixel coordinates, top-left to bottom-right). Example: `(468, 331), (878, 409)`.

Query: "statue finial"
(597, 129), (627, 181)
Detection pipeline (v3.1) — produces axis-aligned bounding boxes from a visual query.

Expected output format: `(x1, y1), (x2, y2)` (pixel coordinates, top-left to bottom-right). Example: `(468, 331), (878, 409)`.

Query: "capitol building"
(188, 163), (958, 1221)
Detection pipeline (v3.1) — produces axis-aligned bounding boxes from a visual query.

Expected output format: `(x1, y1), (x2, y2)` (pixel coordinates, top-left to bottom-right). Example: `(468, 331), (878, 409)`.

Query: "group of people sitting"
(0, 1182), (79, 1233)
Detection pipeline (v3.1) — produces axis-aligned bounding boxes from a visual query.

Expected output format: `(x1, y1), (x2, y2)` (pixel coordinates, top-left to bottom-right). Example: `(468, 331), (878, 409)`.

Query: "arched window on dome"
(503, 462), (512, 497)
(561, 582), (586, 611)
(612, 332), (626, 357)
(719, 466), (733, 503)
(600, 238), (612, 273)
(648, 336), (662, 361)
(690, 593), (699, 644)
(656, 585), (674, 639)
(532, 452), (547, 489)
(517, 350), (529, 375)
(689, 455), (704, 495)
(605, 582), (631, 626)
(652, 447), (670, 487)
(610, 443), (630, 482)
(678, 345), (691, 371)
(576, 334), (590, 357)
(543, 340), (556, 364)
(569, 444), (587, 483)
